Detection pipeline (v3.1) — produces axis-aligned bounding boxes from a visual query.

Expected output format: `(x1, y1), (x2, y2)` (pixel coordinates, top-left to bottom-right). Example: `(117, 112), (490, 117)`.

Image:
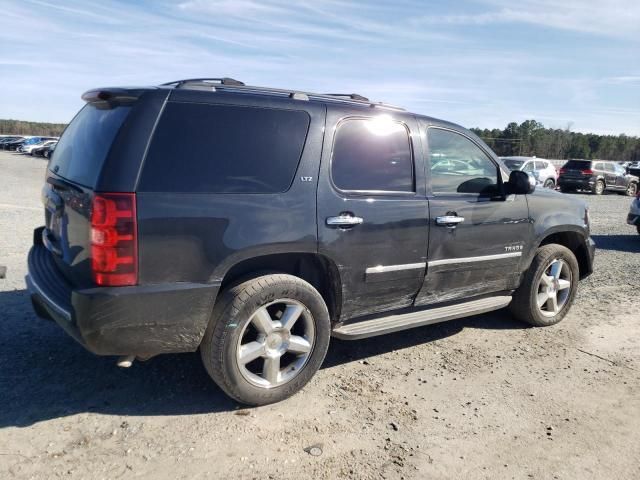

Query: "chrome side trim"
(428, 252), (522, 267)
(365, 262), (426, 274)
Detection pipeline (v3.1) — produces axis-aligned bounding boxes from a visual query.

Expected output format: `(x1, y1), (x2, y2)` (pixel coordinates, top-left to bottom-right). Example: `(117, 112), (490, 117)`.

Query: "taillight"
(90, 193), (137, 286)
(559, 168), (566, 174)
(581, 169), (594, 175)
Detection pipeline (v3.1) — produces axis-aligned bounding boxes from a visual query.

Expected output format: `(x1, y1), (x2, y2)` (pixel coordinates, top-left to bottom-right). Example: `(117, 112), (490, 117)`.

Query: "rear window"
(563, 160), (591, 169)
(49, 104), (131, 188)
(139, 103), (310, 193)
(502, 159), (525, 171)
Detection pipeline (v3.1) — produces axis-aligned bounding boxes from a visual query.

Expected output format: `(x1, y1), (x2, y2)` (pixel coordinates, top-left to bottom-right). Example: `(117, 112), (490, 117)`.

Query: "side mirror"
(507, 170), (535, 195)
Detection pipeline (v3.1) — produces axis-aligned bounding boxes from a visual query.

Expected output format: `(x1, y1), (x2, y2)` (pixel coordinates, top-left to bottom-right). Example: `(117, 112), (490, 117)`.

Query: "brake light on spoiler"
(90, 193), (138, 286)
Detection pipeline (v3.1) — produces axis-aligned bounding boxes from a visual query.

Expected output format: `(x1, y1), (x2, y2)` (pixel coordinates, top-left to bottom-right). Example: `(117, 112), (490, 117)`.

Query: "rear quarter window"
(139, 103), (310, 193)
(49, 104), (131, 188)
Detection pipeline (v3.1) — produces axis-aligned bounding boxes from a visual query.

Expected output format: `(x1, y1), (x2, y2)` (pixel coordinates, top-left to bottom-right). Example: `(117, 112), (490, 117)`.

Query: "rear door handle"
(436, 215), (465, 227)
(326, 214), (364, 227)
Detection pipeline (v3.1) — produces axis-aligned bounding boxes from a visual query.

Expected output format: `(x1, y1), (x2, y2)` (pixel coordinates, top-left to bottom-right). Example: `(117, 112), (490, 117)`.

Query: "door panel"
(317, 109), (428, 320)
(416, 194), (530, 305)
(415, 125), (531, 306)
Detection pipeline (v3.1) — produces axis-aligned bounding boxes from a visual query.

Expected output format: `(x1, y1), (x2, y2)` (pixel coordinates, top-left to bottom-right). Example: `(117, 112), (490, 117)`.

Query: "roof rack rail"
(325, 93), (370, 102)
(161, 79), (405, 110)
(161, 77), (245, 88)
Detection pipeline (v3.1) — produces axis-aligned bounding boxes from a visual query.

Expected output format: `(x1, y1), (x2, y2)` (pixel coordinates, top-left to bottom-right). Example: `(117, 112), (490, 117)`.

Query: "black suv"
(27, 78), (595, 405)
(559, 159), (639, 196)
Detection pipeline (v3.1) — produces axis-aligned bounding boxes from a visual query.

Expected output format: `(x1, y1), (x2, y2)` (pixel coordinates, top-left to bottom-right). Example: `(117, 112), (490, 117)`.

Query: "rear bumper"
(27, 243), (219, 356)
(558, 177), (594, 190)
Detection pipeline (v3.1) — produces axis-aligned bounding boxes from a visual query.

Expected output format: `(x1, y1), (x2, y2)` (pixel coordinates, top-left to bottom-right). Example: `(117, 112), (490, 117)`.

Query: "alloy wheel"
(236, 299), (315, 388)
(536, 259), (572, 317)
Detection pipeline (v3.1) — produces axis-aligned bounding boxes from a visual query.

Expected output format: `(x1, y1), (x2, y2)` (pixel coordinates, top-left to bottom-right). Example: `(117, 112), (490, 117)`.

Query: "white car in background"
(501, 156), (558, 189)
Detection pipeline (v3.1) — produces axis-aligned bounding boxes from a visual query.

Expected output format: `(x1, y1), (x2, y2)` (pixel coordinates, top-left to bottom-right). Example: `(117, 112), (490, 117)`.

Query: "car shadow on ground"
(0, 289), (525, 427)
(591, 234), (640, 253)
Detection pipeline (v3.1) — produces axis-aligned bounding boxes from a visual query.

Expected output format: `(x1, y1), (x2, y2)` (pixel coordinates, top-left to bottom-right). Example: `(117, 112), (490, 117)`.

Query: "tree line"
(0, 119), (67, 137)
(3, 117), (639, 162)
(471, 120), (640, 162)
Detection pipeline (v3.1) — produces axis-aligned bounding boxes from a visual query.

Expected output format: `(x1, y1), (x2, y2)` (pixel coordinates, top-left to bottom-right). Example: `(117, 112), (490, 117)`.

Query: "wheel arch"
(218, 252), (343, 323)
(537, 230), (591, 279)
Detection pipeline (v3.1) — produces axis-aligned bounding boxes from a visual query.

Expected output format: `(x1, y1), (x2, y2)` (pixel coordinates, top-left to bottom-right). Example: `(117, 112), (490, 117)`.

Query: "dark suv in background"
(559, 159), (638, 196)
(27, 78), (595, 405)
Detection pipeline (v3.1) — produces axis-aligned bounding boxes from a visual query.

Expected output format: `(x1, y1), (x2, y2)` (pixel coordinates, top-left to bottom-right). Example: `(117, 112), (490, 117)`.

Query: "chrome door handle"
(436, 215), (465, 227)
(326, 214), (364, 227)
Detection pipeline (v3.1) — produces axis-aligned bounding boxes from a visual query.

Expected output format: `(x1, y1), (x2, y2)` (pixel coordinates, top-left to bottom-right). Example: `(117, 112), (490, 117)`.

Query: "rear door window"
(139, 103), (310, 193)
(49, 104), (131, 188)
(331, 118), (414, 193)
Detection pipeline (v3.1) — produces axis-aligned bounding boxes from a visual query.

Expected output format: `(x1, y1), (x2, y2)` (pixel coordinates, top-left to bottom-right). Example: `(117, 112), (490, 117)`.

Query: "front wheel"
(509, 244), (579, 327)
(200, 274), (331, 405)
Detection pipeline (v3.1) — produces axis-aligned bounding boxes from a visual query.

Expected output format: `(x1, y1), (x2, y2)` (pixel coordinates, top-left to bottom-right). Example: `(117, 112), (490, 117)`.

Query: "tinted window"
(603, 163), (615, 172)
(564, 160), (591, 170)
(49, 104), (131, 188)
(140, 103), (310, 193)
(331, 118), (413, 192)
(428, 128), (498, 195)
(522, 162), (534, 172)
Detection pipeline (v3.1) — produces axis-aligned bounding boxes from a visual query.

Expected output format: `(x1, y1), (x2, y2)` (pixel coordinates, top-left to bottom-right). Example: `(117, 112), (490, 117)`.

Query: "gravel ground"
(0, 150), (639, 480)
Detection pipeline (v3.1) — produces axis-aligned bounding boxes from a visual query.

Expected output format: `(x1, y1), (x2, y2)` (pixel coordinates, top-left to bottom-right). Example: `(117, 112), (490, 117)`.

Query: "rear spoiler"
(81, 88), (147, 108)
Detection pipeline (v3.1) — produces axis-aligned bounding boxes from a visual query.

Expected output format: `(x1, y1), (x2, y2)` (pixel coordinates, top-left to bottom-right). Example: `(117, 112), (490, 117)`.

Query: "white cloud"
(411, 0), (640, 39)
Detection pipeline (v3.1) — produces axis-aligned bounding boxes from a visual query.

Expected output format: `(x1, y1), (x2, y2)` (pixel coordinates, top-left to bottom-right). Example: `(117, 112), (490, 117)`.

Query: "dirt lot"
(1, 150), (639, 480)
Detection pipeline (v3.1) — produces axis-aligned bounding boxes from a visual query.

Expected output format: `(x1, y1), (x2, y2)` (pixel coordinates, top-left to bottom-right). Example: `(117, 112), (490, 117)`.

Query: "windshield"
(49, 103), (131, 188)
(502, 159), (525, 170)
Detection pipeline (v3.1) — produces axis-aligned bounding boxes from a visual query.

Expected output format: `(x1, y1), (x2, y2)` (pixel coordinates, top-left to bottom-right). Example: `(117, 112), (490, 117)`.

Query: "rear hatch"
(560, 159), (592, 180)
(42, 98), (134, 288)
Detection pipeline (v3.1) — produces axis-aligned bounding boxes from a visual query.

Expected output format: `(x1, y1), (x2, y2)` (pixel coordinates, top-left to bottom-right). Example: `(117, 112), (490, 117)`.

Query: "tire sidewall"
(208, 276), (330, 405)
(594, 180), (605, 195)
(526, 246), (579, 326)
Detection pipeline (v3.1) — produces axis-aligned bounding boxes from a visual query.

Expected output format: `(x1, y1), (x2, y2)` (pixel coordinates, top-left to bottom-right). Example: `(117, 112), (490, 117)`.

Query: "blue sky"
(1, 0), (639, 135)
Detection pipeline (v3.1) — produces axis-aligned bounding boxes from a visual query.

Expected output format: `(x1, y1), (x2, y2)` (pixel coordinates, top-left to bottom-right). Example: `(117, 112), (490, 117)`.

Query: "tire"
(509, 244), (579, 327)
(626, 182), (638, 197)
(637, 225), (640, 235)
(200, 274), (331, 405)
(543, 178), (555, 189)
(593, 180), (605, 195)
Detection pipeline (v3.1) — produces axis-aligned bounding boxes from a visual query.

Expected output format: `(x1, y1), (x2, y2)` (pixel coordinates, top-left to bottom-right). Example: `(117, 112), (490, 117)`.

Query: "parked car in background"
(1, 137), (27, 150)
(0, 136), (23, 146)
(558, 159), (639, 196)
(29, 140), (58, 157)
(17, 136), (57, 153)
(501, 156), (558, 189)
(627, 162), (640, 178)
(627, 192), (640, 235)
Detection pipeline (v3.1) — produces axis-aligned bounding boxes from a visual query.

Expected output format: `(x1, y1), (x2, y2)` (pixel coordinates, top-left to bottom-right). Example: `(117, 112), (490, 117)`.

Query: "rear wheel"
(626, 182), (638, 197)
(200, 274), (331, 405)
(543, 178), (555, 189)
(593, 180), (605, 195)
(509, 244), (579, 327)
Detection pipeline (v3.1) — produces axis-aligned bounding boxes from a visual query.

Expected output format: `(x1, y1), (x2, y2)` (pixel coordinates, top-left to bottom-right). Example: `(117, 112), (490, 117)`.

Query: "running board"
(332, 295), (512, 340)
